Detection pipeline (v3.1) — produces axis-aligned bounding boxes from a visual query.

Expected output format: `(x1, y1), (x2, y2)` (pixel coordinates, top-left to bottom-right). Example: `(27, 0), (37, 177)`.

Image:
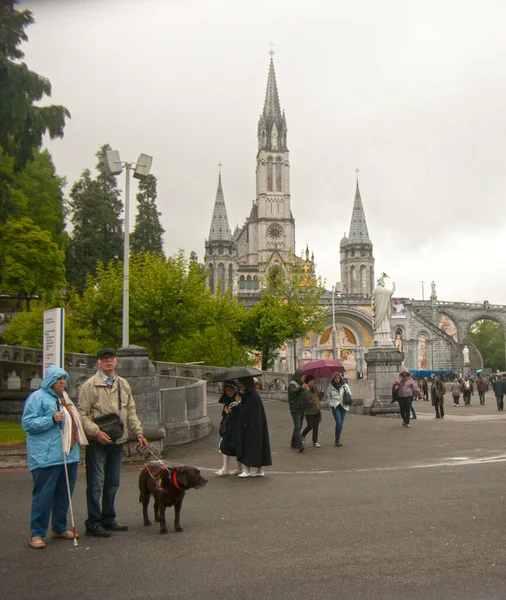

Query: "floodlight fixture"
(104, 150), (123, 176)
(133, 153), (153, 180)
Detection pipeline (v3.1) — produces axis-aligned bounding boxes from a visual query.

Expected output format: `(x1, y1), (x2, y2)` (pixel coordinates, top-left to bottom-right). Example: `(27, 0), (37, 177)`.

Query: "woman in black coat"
(215, 380), (242, 476)
(235, 376), (272, 478)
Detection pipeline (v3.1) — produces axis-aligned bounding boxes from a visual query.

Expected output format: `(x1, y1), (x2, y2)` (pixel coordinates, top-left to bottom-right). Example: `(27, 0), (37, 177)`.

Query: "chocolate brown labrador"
(139, 464), (207, 534)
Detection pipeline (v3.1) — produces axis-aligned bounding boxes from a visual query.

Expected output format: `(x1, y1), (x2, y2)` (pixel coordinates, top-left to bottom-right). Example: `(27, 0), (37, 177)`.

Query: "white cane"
(58, 401), (78, 548)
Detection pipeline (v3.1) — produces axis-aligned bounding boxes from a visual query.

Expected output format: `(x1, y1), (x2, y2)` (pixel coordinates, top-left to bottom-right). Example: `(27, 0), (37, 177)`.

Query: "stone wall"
(159, 376), (212, 446)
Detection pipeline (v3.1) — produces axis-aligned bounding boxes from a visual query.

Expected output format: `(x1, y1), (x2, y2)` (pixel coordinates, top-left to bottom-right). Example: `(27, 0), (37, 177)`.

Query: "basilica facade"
(204, 57), (490, 377)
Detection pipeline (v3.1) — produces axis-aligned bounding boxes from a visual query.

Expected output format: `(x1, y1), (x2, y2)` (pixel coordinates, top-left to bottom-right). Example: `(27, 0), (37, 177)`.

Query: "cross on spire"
(217, 161), (223, 174)
(355, 167), (360, 182)
(269, 41), (275, 57)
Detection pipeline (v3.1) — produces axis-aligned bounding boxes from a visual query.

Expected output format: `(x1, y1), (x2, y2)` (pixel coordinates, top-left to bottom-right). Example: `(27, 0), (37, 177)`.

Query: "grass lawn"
(0, 421), (26, 445)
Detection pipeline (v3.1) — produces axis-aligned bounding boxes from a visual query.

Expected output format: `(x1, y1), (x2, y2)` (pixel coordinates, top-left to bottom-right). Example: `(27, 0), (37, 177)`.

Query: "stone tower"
(235, 55), (296, 289)
(340, 178), (375, 296)
(204, 172), (237, 295)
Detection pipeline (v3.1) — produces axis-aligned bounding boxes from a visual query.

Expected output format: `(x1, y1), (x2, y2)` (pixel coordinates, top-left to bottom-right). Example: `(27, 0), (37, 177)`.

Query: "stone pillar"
(365, 346), (404, 415)
(116, 345), (165, 456)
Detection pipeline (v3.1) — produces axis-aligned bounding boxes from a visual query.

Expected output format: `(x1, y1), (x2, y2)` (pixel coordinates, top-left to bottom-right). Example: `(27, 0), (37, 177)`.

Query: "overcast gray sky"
(21, 0), (506, 303)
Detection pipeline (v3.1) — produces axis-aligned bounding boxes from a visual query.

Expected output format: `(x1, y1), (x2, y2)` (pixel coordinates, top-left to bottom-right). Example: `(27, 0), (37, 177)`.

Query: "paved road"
(2, 392), (506, 600)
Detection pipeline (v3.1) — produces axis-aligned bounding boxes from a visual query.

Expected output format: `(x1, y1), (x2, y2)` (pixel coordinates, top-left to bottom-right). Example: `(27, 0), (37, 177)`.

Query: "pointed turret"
(347, 181), (371, 243)
(208, 173), (232, 242)
(340, 176), (375, 297)
(205, 171), (237, 297)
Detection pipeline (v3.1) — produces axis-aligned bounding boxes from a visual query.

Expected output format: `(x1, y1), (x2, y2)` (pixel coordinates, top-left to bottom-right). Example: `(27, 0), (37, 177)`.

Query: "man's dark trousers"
(85, 440), (124, 530)
(290, 411), (305, 449)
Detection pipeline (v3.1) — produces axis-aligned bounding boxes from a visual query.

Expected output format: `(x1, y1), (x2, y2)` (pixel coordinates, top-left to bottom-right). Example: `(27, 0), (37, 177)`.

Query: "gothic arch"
(359, 265), (367, 295)
(208, 263), (214, 294)
(217, 263), (225, 295)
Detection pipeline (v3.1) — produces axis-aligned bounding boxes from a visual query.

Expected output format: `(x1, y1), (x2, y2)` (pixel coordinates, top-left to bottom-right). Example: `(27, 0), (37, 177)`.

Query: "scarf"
(59, 391), (88, 453)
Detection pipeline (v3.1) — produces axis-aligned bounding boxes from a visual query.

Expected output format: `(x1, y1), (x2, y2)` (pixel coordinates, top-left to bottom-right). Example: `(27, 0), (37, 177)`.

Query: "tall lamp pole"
(331, 282), (342, 360)
(420, 281), (425, 301)
(104, 150), (153, 348)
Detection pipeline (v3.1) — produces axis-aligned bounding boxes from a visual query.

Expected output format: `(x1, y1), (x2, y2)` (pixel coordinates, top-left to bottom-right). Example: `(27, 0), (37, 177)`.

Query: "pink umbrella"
(299, 359), (345, 379)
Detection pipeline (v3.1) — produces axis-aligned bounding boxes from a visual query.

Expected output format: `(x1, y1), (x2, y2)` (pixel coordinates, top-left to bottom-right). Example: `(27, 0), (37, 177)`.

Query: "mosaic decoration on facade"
(438, 313), (458, 340)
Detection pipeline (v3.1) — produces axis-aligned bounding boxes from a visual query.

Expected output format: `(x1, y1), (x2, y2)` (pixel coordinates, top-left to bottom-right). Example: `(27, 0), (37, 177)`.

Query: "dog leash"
(136, 444), (184, 491)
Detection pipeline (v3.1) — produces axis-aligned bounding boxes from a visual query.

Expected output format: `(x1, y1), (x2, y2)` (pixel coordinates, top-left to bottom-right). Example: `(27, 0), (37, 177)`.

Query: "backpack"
(464, 381), (470, 390)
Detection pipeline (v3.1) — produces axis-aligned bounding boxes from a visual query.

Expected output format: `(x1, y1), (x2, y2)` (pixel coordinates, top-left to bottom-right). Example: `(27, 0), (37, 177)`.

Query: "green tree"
(266, 261), (326, 369)
(66, 144), (123, 290)
(237, 294), (292, 370)
(469, 319), (506, 372)
(0, 217), (67, 309)
(0, 1), (70, 221)
(68, 252), (218, 360)
(131, 174), (164, 254)
(171, 290), (251, 367)
(8, 148), (67, 244)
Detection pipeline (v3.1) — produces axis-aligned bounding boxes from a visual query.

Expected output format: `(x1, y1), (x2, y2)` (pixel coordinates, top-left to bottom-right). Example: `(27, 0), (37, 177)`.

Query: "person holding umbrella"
(235, 376), (272, 477)
(326, 372), (352, 446)
(215, 380), (242, 476)
(22, 366), (88, 549)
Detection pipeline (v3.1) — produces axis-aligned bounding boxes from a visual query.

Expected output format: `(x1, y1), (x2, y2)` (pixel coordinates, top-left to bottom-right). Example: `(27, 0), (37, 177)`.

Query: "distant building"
(204, 56), (492, 376)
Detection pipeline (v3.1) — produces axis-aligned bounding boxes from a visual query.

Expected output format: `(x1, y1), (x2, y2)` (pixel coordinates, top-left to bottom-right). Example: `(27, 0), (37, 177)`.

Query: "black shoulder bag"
(93, 382), (125, 441)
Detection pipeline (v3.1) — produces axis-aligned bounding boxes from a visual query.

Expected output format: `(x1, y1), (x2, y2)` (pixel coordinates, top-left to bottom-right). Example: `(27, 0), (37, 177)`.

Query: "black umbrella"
(212, 366), (263, 382)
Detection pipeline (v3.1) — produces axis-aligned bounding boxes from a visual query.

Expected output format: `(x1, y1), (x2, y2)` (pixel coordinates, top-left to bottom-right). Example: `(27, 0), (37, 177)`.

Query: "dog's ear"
(175, 466), (188, 488)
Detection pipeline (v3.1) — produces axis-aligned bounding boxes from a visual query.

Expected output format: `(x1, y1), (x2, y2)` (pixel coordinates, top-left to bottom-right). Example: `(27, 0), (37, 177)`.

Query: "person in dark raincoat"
(235, 376), (272, 478)
(215, 380), (243, 476)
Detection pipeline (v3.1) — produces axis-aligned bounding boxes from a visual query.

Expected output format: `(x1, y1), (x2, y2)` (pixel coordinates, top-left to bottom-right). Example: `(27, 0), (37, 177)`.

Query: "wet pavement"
(2, 391), (506, 600)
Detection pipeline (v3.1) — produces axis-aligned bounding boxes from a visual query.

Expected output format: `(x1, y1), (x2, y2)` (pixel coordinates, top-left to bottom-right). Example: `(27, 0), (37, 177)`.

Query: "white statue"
(463, 345), (470, 365)
(372, 273), (396, 346)
(431, 280), (437, 298)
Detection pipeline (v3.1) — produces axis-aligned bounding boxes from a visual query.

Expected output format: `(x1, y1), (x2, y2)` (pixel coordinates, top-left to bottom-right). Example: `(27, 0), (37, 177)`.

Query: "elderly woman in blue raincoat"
(22, 366), (88, 549)
(325, 372), (352, 447)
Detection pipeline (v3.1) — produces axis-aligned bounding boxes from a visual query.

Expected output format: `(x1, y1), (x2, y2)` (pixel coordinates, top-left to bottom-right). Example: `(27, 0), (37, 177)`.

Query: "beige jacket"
(78, 372), (143, 444)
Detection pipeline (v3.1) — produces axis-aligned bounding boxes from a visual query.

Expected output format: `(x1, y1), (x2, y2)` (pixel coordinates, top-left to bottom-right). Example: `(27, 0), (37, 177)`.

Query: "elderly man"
(78, 348), (148, 537)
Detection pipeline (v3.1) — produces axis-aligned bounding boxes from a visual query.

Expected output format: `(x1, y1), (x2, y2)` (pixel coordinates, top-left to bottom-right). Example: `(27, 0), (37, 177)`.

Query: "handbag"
(342, 386), (353, 406)
(93, 383), (124, 441)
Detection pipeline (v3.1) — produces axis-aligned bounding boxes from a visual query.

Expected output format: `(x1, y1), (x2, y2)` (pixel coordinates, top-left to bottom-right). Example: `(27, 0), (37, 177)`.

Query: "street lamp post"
(331, 283), (342, 360)
(104, 150), (153, 348)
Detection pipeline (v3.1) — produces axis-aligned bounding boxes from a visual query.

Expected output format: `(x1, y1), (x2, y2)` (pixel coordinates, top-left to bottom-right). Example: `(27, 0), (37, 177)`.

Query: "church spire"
(208, 171), (232, 242)
(258, 54), (287, 151)
(348, 179), (371, 243)
(262, 57), (282, 120)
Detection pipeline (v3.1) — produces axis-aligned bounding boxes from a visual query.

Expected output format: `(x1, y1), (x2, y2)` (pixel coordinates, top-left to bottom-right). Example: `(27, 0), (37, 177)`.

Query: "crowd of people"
(391, 369), (503, 423)
(21, 348), (501, 550)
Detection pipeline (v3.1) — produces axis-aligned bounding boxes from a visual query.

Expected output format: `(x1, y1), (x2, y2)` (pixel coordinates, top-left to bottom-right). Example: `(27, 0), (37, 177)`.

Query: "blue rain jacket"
(22, 366), (81, 472)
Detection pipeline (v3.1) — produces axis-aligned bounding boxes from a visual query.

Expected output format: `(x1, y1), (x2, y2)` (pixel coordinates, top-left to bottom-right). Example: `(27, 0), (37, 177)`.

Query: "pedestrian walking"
(215, 380), (242, 476)
(301, 375), (323, 447)
(476, 376), (488, 405)
(422, 377), (429, 401)
(235, 376), (272, 477)
(287, 370), (308, 452)
(431, 375), (446, 418)
(451, 379), (461, 406)
(492, 375), (506, 412)
(22, 366), (88, 549)
(395, 367), (421, 427)
(326, 372), (352, 446)
(78, 348), (148, 537)
(462, 378), (473, 406)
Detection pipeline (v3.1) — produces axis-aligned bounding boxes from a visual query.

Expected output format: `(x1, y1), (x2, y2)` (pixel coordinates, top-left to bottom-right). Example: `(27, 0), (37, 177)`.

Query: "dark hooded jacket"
(235, 377), (272, 468)
(288, 369), (308, 412)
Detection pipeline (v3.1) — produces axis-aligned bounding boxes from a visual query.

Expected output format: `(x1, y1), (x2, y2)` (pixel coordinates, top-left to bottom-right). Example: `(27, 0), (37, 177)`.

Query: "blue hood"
(40, 365), (69, 394)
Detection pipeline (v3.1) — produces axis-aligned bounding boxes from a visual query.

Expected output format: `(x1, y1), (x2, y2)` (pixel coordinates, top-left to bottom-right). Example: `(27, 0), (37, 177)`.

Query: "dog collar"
(172, 470), (183, 491)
